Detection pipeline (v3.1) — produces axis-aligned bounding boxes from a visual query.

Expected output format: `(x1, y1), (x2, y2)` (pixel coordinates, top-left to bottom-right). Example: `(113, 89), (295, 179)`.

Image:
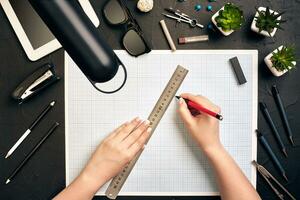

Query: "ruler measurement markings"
(105, 66), (188, 199)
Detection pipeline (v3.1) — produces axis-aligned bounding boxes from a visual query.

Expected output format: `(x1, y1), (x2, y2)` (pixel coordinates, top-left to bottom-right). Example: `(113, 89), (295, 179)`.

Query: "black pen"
(256, 130), (288, 181)
(260, 102), (287, 157)
(5, 122), (59, 184)
(5, 101), (56, 159)
(272, 85), (294, 146)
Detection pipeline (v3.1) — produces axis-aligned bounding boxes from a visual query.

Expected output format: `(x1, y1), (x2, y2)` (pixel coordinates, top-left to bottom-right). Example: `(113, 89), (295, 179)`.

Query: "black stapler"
(12, 63), (60, 103)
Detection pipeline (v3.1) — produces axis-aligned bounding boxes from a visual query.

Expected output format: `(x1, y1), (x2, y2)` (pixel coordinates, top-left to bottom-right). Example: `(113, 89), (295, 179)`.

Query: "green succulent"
(255, 7), (286, 36)
(271, 46), (297, 72)
(215, 3), (245, 32)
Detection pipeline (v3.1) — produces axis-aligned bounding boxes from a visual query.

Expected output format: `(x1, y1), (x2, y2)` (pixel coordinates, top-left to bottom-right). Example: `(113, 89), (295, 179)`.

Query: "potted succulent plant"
(251, 7), (285, 37)
(211, 3), (245, 36)
(264, 45), (297, 77)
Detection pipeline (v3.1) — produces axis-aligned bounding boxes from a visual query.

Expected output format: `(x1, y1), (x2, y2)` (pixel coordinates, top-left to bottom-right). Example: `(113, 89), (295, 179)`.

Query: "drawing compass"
(163, 7), (204, 28)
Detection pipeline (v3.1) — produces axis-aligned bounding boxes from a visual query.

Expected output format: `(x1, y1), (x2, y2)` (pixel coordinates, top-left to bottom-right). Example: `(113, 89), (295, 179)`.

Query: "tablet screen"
(10, 0), (55, 49)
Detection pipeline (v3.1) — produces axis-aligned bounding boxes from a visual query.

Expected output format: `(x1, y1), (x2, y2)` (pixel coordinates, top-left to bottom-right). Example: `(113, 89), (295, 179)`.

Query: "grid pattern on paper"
(66, 50), (256, 195)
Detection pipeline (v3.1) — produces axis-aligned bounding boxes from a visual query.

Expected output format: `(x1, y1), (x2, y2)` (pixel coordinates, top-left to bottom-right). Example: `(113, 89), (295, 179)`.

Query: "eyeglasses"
(103, 0), (151, 57)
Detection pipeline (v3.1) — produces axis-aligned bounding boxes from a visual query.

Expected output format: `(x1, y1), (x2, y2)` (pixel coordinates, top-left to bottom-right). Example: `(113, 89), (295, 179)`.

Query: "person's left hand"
(79, 117), (151, 190)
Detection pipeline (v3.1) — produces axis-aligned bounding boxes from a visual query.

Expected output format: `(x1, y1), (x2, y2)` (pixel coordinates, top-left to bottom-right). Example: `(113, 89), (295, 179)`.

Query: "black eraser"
(229, 57), (247, 85)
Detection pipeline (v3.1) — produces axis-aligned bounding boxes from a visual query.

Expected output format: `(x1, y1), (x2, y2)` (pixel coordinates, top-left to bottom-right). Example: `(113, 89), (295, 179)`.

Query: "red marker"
(176, 96), (223, 121)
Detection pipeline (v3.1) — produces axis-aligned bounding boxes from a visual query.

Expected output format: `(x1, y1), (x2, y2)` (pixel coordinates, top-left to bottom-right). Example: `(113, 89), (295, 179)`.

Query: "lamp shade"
(29, 0), (119, 83)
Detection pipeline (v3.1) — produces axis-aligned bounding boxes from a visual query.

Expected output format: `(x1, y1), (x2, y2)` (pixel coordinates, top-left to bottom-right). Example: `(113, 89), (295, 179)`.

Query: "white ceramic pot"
(211, 6), (234, 36)
(264, 45), (296, 77)
(251, 7), (281, 37)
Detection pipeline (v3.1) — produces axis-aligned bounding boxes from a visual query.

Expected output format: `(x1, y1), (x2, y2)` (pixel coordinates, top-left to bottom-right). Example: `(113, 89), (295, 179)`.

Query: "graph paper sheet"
(65, 50), (258, 196)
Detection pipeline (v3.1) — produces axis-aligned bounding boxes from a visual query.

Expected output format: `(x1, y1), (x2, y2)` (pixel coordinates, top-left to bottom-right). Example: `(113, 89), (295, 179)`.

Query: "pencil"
(256, 130), (288, 182)
(5, 101), (56, 159)
(272, 85), (295, 146)
(176, 96), (223, 120)
(5, 122), (59, 184)
(260, 102), (287, 157)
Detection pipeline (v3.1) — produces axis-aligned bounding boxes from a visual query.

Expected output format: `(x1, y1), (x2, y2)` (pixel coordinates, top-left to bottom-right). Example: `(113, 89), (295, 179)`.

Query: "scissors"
(162, 8), (204, 28)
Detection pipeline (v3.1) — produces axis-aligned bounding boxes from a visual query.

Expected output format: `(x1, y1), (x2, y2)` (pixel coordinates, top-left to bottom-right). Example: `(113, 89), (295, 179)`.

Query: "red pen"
(176, 96), (223, 121)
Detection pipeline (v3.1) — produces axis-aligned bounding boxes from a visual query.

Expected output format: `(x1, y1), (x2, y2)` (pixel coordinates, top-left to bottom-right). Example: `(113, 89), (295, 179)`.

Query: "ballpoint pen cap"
(217, 114), (223, 121)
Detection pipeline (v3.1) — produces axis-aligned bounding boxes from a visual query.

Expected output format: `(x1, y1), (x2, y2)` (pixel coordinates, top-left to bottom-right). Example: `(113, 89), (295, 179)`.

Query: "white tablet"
(0, 0), (100, 61)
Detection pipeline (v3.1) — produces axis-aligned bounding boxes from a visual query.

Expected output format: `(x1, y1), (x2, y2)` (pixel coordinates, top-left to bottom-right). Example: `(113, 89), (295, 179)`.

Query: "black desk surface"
(0, 0), (299, 199)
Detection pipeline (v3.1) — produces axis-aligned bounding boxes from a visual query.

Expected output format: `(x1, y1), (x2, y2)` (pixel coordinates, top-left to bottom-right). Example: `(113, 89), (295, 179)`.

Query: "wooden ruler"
(105, 65), (188, 199)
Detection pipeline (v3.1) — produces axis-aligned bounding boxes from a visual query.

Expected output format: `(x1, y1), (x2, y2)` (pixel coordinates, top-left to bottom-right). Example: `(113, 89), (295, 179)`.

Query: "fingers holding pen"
(180, 93), (221, 114)
(177, 97), (194, 126)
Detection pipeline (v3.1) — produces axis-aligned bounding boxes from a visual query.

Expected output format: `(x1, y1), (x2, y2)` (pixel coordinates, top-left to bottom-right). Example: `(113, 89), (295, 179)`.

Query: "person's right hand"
(177, 94), (261, 200)
(177, 93), (222, 152)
